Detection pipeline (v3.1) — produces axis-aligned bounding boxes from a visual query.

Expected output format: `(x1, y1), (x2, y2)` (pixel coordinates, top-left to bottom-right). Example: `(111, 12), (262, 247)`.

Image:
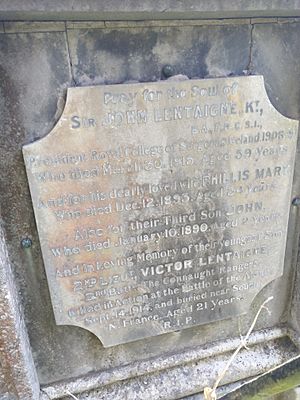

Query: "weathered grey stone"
(67, 24), (251, 85)
(40, 333), (299, 399)
(0, 17), (300, 400)
(22, 76), (298, 348)
(4, 21), (65, 33)
(0, 223), (39, 400)
(66, 19), (252, 31)
(250, 17), (279, 24)
(278, 17), (300, 23)
(251, 21), (300, 120)
(251, 22), (300, 345)
(290, 234), (300, 342)
(0, 30), (72, 389)
(1, 1), (300, 21)
(15, 22), (276, 388)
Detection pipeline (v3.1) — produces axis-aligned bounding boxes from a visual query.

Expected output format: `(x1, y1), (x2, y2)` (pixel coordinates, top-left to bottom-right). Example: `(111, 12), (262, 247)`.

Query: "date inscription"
(23, 76), (298, 347)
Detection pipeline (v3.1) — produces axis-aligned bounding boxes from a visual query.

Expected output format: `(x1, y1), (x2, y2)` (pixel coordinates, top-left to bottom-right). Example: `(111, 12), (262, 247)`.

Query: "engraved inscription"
(23, 77), (298, 347)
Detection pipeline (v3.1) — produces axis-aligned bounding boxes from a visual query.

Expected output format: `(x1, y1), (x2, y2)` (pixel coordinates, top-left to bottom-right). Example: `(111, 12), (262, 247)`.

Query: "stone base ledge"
(40, 327), (299, 400)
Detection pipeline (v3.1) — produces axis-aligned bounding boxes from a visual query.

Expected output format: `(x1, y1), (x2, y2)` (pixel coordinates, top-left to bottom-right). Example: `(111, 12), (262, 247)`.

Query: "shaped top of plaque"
(23, 76), (298, 347)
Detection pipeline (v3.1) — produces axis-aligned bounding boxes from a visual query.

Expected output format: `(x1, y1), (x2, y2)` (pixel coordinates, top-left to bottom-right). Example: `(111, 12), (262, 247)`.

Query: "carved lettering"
(23, 76), (298, 347)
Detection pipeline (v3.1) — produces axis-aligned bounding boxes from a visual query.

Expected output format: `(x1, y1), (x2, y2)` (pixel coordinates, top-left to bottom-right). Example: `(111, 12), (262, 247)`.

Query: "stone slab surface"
(67, 24), (251, 86)
(251, 22), (300, 121)
(0, 30), (72, 392)
(1, 1), (300, 20)
(0, 18), (300, 400)
(0, 223), (39, 400)
(40, 334), (300, 399)
(4, 21), (65, 33)
(251, 21), (300, 342)
(23, 76), (298, 347)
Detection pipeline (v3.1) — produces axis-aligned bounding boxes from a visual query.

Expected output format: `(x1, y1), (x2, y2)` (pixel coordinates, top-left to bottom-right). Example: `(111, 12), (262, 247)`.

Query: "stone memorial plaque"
(23, 76), (298, 347)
